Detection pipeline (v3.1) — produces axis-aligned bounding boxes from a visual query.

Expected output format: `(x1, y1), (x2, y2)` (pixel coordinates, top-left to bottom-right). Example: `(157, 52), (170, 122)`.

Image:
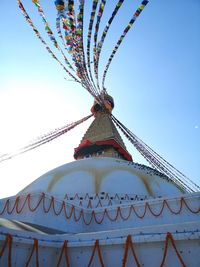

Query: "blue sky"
(0, 0), (200, 197)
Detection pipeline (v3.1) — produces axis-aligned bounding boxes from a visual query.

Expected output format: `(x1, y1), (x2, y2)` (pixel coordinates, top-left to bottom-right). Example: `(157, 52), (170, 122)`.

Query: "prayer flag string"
(111, 114), (200, 193)
(32, 0), (74, 71)
(17, 0), (79, 83)
(0, 114), (93, 163)
(86, 0), (100, 95)
(93, 0), (106, 91)
(17, 0), (149, 105)
(102, 0), (149, 89)
(95, 0), (125, 88)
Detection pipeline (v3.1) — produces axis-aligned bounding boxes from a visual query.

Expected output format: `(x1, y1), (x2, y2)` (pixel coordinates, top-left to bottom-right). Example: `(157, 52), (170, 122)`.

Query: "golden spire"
(74, 92), (132, 161)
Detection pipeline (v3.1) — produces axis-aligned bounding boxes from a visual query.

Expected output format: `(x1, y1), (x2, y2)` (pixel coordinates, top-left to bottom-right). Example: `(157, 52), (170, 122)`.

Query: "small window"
(84, 154), (91, 158)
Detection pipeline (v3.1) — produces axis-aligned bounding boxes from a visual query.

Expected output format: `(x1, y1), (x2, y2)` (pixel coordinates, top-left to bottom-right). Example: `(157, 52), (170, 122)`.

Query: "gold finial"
(91, 90), (114, 115)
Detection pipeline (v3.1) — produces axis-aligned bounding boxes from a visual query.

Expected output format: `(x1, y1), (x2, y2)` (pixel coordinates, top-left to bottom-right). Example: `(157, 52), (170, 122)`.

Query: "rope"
(102, 0), (149, 89)
(56, 15), (68, 49)
(18, 1), (101, 102)
(61, 0), (101, 101)
(0, 114), (93, 163)
(95, 0), (125, 87)
(93, 0), (106, 91)
(86, 0), (100, 93)
(16, 0), (152, 110)
(0, 193), (199, 226)
(111, 114), (200, 193)
(75, 0), (101, 101)
(17, 0), (80, 84)
(32, 0), (74, 71)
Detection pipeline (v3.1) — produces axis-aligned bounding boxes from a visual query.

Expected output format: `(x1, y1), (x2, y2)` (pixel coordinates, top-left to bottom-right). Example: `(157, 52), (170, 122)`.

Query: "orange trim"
(160, 232), (186, 267)
(0, 234), (12, 267)
(74, 139), (92, 157)
(25, 239), (39, 267)
(74, 138), (133, 161)
(0, 194), (199, 226)
(0, 233), (188, 266)
(57, 240), (70, 267)
(122, 235), (141, 267)
(87, 240), (105, 267)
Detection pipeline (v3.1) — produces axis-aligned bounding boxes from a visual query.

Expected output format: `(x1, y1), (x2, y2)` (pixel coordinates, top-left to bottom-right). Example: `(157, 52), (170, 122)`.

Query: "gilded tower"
(74, 91), (132, 161)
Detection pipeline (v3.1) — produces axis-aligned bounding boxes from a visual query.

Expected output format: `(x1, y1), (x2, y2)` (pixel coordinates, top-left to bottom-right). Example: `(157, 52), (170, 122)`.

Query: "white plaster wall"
(19, 158), (184, 198)
(100, 170), (148, 195)
(0, 229), (199, 267)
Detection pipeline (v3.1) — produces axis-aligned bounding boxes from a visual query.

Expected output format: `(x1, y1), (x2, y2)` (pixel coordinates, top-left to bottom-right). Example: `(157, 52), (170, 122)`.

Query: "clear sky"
(0, 0), (200, 198)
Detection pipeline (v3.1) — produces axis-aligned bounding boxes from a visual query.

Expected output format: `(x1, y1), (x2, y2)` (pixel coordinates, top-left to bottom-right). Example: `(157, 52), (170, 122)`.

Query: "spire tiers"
(74, 93), (133, 161)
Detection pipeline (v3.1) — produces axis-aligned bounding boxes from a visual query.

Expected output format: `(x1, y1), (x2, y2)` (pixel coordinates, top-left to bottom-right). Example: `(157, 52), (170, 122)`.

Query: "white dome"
(20, 158), (185, 198)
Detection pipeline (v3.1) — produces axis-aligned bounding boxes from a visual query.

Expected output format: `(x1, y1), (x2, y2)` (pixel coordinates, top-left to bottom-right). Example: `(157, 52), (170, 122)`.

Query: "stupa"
(1, 0), (199, 266)
(0, 92), (199, 266)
